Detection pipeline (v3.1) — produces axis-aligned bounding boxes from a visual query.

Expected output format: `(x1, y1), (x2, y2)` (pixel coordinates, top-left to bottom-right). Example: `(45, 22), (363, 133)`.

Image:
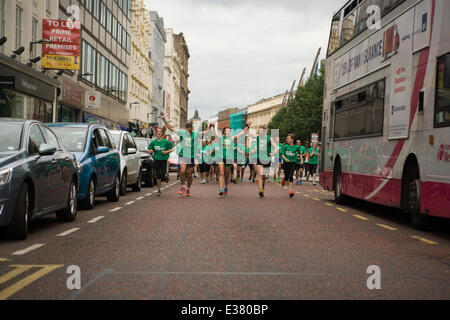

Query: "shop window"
(435, 54), (450, 127)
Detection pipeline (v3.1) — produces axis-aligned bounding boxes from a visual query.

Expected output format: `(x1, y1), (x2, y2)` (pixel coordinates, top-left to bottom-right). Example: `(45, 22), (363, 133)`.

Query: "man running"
(281, 134), (300, 198)
(147, 127), (175, 196)
(295, 139), (306, 185)
(308, 142), (319, 185)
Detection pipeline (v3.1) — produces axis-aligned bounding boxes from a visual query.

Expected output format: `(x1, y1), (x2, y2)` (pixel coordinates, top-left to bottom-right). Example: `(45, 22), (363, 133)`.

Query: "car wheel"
(106, 175), (120, 202)
(56, 180), (78, 222)
(5, 183), (30, 240)
(132, 170), (142, 192)
(81, 178), (95, 210)
(120, 170), (127, 196)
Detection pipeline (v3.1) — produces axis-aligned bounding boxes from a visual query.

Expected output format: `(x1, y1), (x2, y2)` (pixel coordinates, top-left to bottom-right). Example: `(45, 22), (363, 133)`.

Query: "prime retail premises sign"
(42, 19), (81, 70)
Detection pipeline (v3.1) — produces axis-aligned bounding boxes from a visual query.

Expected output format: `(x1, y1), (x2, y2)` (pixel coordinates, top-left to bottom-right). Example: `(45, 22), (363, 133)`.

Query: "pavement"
(0, 174), (449, 300)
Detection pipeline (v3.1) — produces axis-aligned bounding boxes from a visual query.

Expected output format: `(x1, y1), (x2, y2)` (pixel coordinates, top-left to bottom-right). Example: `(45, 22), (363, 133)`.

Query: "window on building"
(82, 41), (96, 83)
(117, 24), (122, 47)
(15, 5), (23, 50)
(85, 0), (92, 13)
(31, 18), (38, 58)
(46, 0), (51, 13)
(106, 9), (112, 33)
(334, 79), (385, 139)
(109, 63), (119, 97)
(126, 33), (131, 53)
(93, 0), (99, 20)
(435, 54), (450, 127)
(97, 52), (108, 91)
(100, 2), (106, 27)
(118, 0), (123, 11)
(124, 0), (129, 19)
(112, 16), (117, 39)
(127, 0), (131, 19)
(122, 28), (127, 50)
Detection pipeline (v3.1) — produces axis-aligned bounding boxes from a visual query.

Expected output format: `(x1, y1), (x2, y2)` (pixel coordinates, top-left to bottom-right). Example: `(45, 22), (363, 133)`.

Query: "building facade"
(0, 0), (60, 122)
(56, 0), (132, 129)
(247, 93), (284, 130)
(149, 10), (165, 126)
(163, 28), (181, 130)
(174, 32), (189, 128)
(218, 107), (238, 131)
(128, 0), (153, 135)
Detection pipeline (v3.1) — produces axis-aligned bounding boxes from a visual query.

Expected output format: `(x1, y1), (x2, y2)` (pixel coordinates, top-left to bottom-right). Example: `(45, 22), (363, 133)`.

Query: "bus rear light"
(429, 135), (434, 145)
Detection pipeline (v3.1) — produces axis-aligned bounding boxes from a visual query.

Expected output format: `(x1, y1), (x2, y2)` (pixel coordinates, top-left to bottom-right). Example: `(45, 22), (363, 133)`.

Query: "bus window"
(435, 54), (450, 127)
(327, 12), (341, 56)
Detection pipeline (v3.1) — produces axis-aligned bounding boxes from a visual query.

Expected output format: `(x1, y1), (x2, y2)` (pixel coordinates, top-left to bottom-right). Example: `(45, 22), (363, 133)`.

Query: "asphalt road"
(0, 174), (449, 300)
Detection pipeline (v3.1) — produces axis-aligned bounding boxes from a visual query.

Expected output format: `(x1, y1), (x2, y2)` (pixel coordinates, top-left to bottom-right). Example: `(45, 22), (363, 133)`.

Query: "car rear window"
(51, 127), (88, 152)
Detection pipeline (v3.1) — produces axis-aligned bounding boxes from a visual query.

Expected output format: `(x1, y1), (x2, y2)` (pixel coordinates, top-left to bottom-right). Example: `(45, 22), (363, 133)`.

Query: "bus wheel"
(408, 178), (429, 230)
(333, 162), (348, 204)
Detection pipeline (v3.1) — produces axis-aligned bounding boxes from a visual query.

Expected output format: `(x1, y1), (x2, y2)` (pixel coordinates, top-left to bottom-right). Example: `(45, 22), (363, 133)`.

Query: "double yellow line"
(0, 265), (62, 300)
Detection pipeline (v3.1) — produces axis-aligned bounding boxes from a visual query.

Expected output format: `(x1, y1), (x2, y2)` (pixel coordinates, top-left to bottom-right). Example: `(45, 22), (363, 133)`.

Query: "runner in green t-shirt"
(281, 134), (300, 197)
(200, 140), (213, 184)
(147, 127), (175, 196)
(295, 139), (306, 185)
(308, 142), (319, 186)
(216, 123), (251, 196)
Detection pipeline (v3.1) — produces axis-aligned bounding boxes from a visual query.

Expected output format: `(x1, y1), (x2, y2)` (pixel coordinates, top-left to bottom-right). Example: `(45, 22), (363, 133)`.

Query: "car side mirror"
(98, 146), (109, 154)
(127, 148), (137, 155)
(38, 144), (57, 156)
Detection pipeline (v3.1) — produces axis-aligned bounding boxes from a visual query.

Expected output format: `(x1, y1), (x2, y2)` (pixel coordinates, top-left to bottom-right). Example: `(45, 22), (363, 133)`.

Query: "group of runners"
(145, 116), (320, 198)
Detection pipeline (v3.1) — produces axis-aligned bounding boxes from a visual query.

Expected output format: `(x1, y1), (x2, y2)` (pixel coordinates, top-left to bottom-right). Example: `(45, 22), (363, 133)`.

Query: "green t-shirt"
(257, 135), (271, 161)
(297, 145), (307, 164)
(249, 142), (257, 163)
(282, 144), (300, 163)
(308, 147), (319, 165)
(236, 143), (247, 164)
(178, 130), (196, 158)
(221, 137), (235, 162)
(202, 144), (212, 164)
(148, 138), (173, 161)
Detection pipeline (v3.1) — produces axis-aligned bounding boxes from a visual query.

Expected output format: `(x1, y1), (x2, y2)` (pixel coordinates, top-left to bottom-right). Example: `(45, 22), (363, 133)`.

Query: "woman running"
(147, 127), (175, 196)
(217, 123), (251, 196)
(281, 134), (300, 198)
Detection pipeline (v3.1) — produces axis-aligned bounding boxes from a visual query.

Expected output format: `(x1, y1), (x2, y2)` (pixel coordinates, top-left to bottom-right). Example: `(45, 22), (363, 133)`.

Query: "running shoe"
(259, 189), (264, 198)
(206, 179), (209, 184)
(253, 177), (256, 183)
(224, 187), (228, 195)
(273, 177), (276, 183)
(179, 186), (186, 195)
(240, 178), (243, 183)
(298, 180), (303, 185)
(186, 189), (191, 197)
(157, 190), (161, 197)
(289, 190), (294, 198)
(219, 188), (224, 196)
(249, 174), (252, 181)
(281, 178), (285, 187)
(313, 182), (316, 186)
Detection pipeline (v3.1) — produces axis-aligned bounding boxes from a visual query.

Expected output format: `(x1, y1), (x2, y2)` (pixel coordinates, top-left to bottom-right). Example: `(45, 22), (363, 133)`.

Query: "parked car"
(109, 130), (142, 195)
(0, 119), (79, 240)
(49, 123), (120, 210)
(134, 137), (156, 187)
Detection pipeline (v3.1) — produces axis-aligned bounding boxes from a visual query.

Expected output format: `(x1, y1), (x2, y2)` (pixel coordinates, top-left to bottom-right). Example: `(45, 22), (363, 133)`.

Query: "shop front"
(82, 111), (124, 130)
(57, 77), (84, 122)
(0, 55), (59, 122)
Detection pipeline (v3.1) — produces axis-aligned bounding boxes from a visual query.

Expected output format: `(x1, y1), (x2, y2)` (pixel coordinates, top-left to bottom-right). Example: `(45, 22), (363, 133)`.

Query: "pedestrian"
(295, 139), (306, 185)
(147, 127), (175, 196)
(248, 138), (257, 183)
(200, 140), (212, 184)
(281, 134), (300, 198)
(217, 123), (251, 196)
(308, 141), (319, 185)
(162, 116), (214, 197)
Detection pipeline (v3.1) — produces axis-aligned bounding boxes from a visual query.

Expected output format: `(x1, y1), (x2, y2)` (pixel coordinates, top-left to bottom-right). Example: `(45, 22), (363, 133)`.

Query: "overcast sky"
(144, 0), (339, 120)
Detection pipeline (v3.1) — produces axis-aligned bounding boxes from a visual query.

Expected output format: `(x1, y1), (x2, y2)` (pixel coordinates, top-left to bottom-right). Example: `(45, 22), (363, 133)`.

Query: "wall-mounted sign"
(42, 19), (81, 70)
(85, 91), (100, 109)
(311, 133), (319, 143)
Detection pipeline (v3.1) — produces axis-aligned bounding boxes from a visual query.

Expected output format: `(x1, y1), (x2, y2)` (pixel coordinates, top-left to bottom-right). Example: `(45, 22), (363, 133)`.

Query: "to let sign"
(85, 91), (100, 109)
(42, 19), (81, 70)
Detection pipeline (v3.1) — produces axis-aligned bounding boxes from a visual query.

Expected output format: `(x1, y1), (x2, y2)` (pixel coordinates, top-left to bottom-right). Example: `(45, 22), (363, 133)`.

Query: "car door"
(128, 134), (141, 180)
(27, 124), (57, 213)
(124, 134), (138, 183)
(91, 128), (108, 192)
(40, 125), (69, 209)
(98, 128), (116, 188)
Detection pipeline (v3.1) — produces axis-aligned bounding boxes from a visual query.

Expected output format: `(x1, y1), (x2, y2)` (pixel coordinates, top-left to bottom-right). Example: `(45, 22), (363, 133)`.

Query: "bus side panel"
(319, 170), (333, 191)
(421, 182), (450, 218)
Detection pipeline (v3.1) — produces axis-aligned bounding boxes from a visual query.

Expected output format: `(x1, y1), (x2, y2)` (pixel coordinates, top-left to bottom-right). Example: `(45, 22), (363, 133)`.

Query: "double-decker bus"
(320, 0), (450, 229)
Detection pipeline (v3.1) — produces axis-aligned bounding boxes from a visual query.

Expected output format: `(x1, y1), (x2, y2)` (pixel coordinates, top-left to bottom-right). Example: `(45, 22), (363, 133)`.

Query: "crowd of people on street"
(145, 116), (320, 198)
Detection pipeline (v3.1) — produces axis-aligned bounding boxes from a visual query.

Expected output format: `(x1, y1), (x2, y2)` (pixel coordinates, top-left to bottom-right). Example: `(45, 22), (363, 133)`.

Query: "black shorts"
(295, 163), (301, 171)
(154, 160), (167, 180)
(199, 163), (211, 173)
(257, 159), (271, 168)
(309, 163), (318, 174)
(283, 162), (296, 182)
(180, 156), (195, 168)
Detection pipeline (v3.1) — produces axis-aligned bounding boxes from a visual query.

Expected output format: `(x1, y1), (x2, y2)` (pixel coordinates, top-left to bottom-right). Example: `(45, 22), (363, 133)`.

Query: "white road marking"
(146, 193), (152, 196)
(126, 201), (135, 205)
(12, 244), (45, 256)
(87, 216), (104, 223)
(136, 197), (144, 201)
(57, 228), (80, 237)
(109, 207), (122, 212)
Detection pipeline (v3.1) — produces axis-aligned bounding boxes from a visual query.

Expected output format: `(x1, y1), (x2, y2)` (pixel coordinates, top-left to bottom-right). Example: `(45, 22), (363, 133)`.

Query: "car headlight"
(0, 168), (12, 185)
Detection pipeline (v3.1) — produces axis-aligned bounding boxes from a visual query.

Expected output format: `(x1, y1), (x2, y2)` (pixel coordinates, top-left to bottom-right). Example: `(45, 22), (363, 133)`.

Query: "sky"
(144, 0), (340, 120)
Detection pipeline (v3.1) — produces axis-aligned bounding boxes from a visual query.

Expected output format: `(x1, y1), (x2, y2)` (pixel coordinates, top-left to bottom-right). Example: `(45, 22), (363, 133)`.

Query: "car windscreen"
(110, 133), (121, 149)
(135, 139), (149, 151)
(0, 123), (23, 152)
(51, 127), (88, 152)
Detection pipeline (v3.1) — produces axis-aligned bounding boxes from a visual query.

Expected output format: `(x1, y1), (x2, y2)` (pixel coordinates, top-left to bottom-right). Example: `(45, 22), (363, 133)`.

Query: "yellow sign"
(42, 54), (80, 70)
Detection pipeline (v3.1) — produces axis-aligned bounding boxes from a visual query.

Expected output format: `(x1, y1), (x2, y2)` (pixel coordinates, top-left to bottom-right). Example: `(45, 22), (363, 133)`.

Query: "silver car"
(109, 131), (142, 195)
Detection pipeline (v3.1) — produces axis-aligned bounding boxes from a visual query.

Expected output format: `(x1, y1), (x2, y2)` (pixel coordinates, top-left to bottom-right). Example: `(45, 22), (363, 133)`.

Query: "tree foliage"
(269, 68), (324, 144)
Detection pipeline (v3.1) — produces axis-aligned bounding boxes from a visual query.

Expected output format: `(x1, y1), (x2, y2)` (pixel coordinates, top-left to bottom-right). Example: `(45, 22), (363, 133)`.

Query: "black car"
(134, 137), (156, 187)
(0, 119), (79, 240)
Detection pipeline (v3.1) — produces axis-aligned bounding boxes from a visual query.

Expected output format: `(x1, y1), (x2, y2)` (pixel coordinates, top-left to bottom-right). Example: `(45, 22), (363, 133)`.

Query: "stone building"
(217, 107), (239, 131)
(149, 10), (166, 126)
(163, 28), (181, 130)
(174, 32), (189, 128)
(247, 93), (284, 130)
